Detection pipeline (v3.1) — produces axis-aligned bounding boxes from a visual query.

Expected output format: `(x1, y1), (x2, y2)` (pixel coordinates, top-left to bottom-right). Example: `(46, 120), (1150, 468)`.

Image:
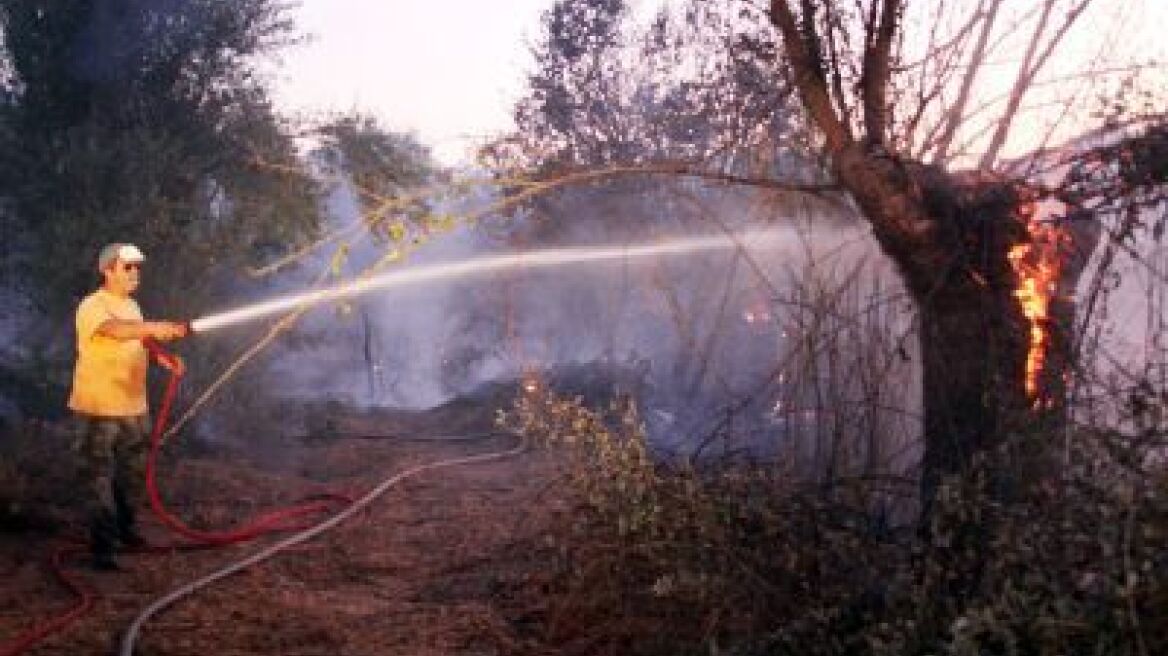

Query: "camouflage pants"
(74, 413), (150, 554)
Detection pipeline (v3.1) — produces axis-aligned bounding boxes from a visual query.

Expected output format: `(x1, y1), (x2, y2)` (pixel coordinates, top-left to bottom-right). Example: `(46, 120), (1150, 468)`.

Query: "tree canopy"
(0, 0), (318, 324)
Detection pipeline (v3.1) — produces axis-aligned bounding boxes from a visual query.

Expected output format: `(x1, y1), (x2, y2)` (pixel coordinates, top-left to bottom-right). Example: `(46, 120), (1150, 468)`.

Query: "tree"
(310, 113), (436, 244)
(506, 0), (1167, 515)
(765, 0), (1167, 512)
(0, 0), (319, 329)
(503, 0), (799, 175)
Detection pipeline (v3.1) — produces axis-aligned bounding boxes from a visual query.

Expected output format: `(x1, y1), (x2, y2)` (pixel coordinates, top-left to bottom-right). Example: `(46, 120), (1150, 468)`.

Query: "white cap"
(98, 243), (145, 270)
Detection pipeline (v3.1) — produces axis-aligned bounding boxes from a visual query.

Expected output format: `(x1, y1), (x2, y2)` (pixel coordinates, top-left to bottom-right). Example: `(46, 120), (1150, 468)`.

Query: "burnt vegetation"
(483, 0), (1168, 654)
(1, 0), (1167, 655)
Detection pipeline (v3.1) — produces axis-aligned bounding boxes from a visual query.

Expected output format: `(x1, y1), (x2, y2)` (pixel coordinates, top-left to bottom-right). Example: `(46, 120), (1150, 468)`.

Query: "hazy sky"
(272, 1), (1166, 167)
(271, 0), (557, 165)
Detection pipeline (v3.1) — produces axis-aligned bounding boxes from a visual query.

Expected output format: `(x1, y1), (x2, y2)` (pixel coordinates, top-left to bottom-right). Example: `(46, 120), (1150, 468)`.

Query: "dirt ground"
(0, 405), (569, 656)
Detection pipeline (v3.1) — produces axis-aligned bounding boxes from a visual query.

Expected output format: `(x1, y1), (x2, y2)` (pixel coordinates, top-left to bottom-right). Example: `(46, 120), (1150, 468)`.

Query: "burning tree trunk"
(838, 155), (1050, 511)
(766, 1), (1102, 515)
(833, 152), (1098, 515)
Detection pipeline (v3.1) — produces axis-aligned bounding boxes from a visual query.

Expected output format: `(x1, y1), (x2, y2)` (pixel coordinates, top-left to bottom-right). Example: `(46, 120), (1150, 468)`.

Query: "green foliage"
(497, 0), (797, 173)
(311, 113), (438, 244)
(503, 387), (660, 537)
(0, 0), (318, 323)
(314, 114), (433, 202)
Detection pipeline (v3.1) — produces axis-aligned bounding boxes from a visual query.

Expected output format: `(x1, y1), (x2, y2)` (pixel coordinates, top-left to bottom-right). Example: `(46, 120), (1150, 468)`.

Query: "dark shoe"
(119, 530), (148, 549)
(91, 554), (123, 572)
(90, 515), (123, 570)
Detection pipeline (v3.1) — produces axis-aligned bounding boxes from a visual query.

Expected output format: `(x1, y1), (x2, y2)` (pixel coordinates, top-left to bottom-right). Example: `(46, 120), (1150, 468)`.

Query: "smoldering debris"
(297, 358), (653, 442)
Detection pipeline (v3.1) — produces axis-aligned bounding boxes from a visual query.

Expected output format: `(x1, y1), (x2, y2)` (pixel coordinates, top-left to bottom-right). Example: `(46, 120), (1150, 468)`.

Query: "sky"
(272, 0), (1167, 167)
(270, 0), (559, 165)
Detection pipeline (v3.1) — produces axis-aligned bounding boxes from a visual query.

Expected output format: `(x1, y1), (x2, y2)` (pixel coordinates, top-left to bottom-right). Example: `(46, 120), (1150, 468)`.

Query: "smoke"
(230, 172), (921, 466)
(194, 131), (1161, 465)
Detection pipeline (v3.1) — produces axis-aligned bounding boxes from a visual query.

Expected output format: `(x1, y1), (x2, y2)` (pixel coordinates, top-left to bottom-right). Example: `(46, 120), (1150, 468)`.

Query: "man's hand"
(150, 321), (189, 341)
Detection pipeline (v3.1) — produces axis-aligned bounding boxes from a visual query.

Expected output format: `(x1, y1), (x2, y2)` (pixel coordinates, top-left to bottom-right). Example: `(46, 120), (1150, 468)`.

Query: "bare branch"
(492, 161), (843, 219)
(980, 0), (1094, 168)
(769, 0), (853, 151)
(932, 0), (1004, 165)
(861, 0), (901, 146)
(822, 2), (857, 142)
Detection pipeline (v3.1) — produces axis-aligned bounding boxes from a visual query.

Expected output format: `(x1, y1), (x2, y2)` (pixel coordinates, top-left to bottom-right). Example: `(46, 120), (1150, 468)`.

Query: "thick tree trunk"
(886, 169), (1036, 513)
(917, 281), (1031, 513)
(765, 0), (1100, 521)
(830, 152), (1071, 516)
(905, 172), (1096, 515)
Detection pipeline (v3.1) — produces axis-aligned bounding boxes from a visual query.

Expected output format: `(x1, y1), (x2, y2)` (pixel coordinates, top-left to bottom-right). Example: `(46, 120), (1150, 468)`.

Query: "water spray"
(188, 229), (784, 334)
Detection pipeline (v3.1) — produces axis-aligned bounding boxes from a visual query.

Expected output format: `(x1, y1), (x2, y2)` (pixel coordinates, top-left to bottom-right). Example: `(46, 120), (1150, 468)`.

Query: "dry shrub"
(0, 455), (26, 521)
(916, 423), (1168, 656)
(501, 389), (1168, 656)
(502, 389), (909, 654)
(0, 420), (78, 532)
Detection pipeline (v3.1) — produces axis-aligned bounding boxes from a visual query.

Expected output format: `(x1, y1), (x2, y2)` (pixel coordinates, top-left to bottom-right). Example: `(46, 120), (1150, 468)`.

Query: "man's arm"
(96, 319), (188, 342)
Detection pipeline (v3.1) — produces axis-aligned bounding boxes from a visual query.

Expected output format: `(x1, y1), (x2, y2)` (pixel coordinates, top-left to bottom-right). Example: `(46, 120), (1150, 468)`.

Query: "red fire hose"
(0, 340), (353, 656)
(0, 544), (94, 656)
(143, 357), (353, 546)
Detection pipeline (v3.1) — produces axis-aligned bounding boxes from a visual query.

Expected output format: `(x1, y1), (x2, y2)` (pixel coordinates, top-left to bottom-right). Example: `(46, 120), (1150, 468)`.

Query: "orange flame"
(521, 370), (542, 395)
(1007, 201), (1065, 406)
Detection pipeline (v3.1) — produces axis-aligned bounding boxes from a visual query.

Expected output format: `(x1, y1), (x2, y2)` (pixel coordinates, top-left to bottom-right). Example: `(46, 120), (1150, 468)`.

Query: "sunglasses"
(120, 262), (141, 272)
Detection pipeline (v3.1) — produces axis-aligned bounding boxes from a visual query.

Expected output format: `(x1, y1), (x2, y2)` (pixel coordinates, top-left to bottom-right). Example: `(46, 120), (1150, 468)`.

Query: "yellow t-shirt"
(68, 289), (149, 417)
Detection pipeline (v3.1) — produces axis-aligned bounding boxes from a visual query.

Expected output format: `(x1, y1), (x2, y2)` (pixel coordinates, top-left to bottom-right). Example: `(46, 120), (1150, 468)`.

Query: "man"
(69, 243), (188, 570)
